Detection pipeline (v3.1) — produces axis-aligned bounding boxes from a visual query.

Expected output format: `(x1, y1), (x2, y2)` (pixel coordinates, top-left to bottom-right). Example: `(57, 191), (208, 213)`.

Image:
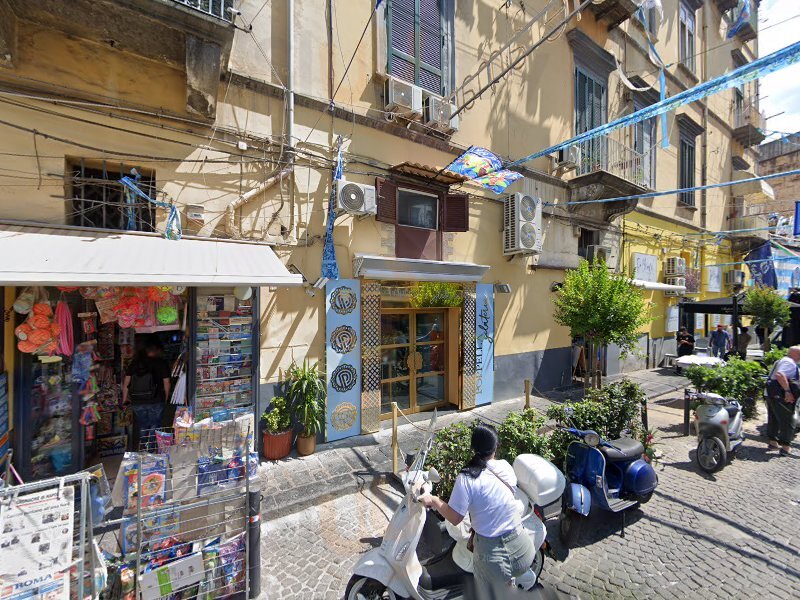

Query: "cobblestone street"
(261, 384), (800, 599)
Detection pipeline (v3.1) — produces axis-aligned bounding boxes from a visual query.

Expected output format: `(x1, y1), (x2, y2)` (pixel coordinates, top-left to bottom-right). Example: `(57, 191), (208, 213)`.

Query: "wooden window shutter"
(375, 178), (398, 223)
(442, 193), (468, 232)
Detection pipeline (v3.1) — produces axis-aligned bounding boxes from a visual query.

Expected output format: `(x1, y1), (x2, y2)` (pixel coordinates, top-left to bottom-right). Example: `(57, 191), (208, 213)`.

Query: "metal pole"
(246, 432), (261, 598)
(391, 402), (398, 475)
(524, 379), (531, 409)
(134, 453), (143, 598)
(683, 388), (691, 437)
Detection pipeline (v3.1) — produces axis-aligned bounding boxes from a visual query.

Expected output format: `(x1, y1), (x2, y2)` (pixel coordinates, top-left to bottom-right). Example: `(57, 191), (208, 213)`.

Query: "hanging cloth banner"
(321, 137), (344, 281)
(445, 146), (523, 194)
(325, 279), (361, 441)
(504, 40), (800, 169)
(727, 0), (751, 40)
(793, 201), (800, 237)
(119, 172), (181, 240)
(475, 283), (495, 407)
(745, 242), (778, 289)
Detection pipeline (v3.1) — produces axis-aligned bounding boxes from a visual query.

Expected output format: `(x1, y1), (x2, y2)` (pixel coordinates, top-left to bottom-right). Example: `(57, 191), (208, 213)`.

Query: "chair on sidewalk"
(693, 337), (710, 356)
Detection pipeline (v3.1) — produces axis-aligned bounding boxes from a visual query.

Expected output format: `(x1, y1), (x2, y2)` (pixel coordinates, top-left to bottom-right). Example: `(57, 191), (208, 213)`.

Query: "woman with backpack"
(122, 342), (171, 451)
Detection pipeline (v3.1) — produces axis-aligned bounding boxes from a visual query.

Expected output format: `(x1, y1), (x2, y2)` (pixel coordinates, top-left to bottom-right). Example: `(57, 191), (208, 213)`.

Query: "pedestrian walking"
(675, 327), (694, 373)
(764, 346), (800, 456)
(709, 323), (731, 358)
(737, 326), (752, 359)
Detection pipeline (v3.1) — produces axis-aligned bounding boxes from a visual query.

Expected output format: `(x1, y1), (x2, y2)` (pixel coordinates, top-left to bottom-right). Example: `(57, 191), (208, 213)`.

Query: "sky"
(758, 0), (800, 138)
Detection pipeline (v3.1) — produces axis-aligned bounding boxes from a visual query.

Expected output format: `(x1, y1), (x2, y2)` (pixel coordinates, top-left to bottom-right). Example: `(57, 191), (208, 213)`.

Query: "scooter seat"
(600, 437), (644, 461)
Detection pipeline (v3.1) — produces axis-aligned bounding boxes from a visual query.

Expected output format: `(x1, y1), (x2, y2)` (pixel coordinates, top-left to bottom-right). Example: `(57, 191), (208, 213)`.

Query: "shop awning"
(353, 254), (489, 282)
(631, 279), (687, 293)
(0, 222), (303, 287)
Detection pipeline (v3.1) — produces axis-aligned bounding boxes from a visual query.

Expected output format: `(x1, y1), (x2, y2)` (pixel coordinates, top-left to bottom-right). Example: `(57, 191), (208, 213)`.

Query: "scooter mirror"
(427, 467), (441, 484)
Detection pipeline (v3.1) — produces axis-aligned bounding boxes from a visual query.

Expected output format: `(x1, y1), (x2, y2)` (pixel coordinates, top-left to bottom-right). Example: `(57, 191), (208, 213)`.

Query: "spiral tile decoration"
(331, 402), (358, 432)
(331, 363), (358, 393)
(330, 325), (357, 355)
(330, 286), (358, 315)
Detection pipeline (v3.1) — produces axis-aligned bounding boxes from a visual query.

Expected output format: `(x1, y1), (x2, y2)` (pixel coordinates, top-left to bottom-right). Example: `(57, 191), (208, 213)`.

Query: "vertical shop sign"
(475, 284), (494, 407)
(666, 306), (679, 333)
(0, 373), (8, 471)
(325, 280), (361, 441)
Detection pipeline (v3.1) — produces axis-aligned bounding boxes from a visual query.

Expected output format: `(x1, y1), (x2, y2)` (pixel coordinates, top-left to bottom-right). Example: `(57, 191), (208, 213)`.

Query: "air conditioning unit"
(725, 270), (746, 286)
(556, 145), (581, 171)
(665, 257), (687, 276)
(423, 94), (459, 133)
(335, 179), (377, 216)
(503, 193), (543, 255)
(586, 245), (611, 264)
(384, 76), (423, 116)
(664, 277), (686, 297)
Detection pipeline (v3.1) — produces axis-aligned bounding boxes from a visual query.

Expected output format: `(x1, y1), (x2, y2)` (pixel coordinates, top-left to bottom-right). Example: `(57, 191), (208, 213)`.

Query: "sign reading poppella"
(475, 284), (494, 406)
(325, 280), (361, 441)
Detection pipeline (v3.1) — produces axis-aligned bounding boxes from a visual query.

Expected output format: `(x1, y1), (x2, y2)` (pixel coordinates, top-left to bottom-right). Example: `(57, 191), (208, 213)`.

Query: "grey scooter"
(693, 392), (744, 473)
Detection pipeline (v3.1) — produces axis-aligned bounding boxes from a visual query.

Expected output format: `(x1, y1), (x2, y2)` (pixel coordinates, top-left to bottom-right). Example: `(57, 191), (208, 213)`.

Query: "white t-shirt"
(448, 459), (519, 538)
(770, 357), (799, 381)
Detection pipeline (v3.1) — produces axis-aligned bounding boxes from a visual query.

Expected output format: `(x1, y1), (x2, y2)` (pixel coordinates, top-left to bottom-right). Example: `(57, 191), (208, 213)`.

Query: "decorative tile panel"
(462, 282), (477, 409)
(360, 281), (382, 433)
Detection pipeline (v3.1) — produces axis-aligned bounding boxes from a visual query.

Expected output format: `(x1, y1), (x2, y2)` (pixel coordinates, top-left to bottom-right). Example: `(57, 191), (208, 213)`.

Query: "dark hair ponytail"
(461, 424), (499, 479)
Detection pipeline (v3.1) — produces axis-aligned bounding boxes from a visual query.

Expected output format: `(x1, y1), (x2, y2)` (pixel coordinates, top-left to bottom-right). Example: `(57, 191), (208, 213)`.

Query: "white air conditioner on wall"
(556, 145), (581, 171)
(423, 94), (459, 133)
(384, 76), (423, 116)
(664, 277), (686, 297)
(665, 257), (687, 276)
(335, 179), (377, 216)
(503, 193), (543, 255)
(725, 269), (746, 286)
(586, 245), (611, 264)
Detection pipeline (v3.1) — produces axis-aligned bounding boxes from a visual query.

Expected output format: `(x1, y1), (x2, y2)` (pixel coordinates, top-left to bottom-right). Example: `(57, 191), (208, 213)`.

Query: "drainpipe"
(700, 3), (708, 230)
(226, 167), (293, 238)
(286, 0), (296, 239)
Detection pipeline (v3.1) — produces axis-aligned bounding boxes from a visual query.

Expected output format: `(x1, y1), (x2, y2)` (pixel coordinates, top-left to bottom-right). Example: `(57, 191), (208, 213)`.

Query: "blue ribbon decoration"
(727, 0), (751, 40)
(119, 173), (181, 240)
(321, 136), (343, 281)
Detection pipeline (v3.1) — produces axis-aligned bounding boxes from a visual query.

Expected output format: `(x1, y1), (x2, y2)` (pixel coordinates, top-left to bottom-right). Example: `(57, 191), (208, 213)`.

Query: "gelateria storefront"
(323, 255), (495, 443)
(0, 223), (301, 481)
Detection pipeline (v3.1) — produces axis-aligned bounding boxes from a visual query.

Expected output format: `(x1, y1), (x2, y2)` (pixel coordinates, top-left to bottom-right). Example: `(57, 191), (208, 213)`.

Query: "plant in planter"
(261, 396), (293, 460)
(409, 282), (463, 308)
(287, 361), (326, 456)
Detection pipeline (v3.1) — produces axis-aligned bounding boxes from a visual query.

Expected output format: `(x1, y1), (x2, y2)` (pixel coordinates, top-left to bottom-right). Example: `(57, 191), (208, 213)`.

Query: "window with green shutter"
(387, 0), (446, 95)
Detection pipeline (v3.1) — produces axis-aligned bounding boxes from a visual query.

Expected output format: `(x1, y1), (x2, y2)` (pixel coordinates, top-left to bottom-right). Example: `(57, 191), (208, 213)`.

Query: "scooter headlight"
(584, 431), (601, 447)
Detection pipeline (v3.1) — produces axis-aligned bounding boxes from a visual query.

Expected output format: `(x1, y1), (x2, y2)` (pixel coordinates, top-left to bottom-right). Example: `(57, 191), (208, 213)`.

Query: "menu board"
(195, 291), (254, 420)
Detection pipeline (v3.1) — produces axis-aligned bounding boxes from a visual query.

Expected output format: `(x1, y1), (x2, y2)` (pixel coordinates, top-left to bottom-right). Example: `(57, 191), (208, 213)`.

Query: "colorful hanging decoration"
(55, 300), (75, 357)
(445, 146), (522, 194)
(321, 135), (343, 281)
(15, 300), (59, 355)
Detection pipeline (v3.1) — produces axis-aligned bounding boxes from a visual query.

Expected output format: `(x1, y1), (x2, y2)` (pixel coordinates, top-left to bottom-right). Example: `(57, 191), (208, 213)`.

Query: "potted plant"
(261, 396), (292, 460)
(287, 361), (326, 456)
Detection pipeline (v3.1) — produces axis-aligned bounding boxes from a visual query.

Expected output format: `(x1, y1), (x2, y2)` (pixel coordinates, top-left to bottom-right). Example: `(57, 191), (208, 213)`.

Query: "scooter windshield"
(410, 411), (438, 476)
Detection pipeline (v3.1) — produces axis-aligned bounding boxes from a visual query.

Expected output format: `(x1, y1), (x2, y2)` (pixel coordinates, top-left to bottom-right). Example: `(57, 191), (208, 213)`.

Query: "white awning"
(0, 222), (302, 287)
(353, 254), (489, 282)
(631, 279), (686, 293)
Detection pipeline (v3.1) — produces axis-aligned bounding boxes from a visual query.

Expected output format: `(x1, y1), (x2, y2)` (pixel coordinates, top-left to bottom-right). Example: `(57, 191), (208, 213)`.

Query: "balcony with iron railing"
(171, 0), (234, 21)
(732, 101), (766, 146)
(588, 0), (641, 30)
(732, 0), (758, 43)
(576, 134), (654, 190)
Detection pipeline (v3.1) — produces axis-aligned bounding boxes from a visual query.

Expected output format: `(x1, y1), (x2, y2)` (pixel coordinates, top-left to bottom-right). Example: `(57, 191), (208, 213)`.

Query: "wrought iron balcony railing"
(172, 0), (234, 21)
(576, 133), (654, 189)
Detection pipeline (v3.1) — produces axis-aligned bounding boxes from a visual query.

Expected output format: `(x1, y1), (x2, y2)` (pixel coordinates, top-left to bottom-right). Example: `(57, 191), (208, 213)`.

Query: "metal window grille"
(67, 161), (157, 232)
(171, 0), (234, 21)
(679, 138), (696, 207)
(679, 2), (696, 72)
(387, 0), (445, 94)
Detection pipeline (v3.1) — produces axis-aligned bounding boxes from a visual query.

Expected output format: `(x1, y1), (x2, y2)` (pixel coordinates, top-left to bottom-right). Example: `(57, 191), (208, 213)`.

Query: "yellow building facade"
(0, 0), (764, 446)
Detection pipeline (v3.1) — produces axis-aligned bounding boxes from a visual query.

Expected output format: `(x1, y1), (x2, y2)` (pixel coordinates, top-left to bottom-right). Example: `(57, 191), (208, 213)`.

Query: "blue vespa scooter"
(558, 426), (658, 547)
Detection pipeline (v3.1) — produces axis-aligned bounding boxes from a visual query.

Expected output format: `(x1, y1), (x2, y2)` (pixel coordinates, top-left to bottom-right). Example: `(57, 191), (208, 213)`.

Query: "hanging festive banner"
(475, 284), (495, 407)
(793, 201), (800, 237)
(726, 0), (751, 40)
(325, 280), (361, 441)
(321, 137), (343, 280)
(745, 242), (778, 289)
(445, 147), (522, 194)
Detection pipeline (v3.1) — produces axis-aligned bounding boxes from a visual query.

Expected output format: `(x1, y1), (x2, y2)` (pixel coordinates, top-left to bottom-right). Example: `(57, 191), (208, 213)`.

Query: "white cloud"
(759, 0), (800, 136)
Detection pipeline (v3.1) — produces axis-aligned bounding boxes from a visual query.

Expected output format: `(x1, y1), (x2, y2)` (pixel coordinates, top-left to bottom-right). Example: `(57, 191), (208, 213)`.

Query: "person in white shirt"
(766, 346), (800, 456)
(419, 425), (535, 599)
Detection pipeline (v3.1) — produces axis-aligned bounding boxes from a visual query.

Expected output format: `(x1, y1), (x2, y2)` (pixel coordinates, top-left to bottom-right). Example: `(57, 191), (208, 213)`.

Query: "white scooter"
(693, 392), (744, 473)
(345, 412), (566, 599)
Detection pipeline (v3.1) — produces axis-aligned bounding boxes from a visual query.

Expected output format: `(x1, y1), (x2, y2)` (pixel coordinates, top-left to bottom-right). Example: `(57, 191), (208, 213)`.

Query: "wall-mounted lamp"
(494, 283), (512, 294)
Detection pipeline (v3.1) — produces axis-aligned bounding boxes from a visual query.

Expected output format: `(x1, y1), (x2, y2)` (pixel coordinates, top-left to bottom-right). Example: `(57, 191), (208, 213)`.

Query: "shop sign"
(475, 284), (494, 407)
(325, 280), (361, 441)
(666, 306), (679, 333)
(706, 266), (722, 293)
(633, 253), (658, 282)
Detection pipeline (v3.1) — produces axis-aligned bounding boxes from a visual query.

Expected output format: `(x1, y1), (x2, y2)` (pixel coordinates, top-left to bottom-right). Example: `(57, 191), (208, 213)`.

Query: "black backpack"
(129, 367), (156, 404)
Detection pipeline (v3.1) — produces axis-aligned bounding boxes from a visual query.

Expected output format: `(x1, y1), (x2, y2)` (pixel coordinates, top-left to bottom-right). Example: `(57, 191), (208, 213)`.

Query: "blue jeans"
(711, 345), (726, 358)
(132, 403), (164, 451)
(473, 528), (535, 600)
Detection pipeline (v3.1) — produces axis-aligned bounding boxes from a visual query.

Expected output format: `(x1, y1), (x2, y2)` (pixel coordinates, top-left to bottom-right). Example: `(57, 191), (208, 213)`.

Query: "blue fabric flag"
(745, 242), (778, 288)
(321, 138), (343, 280)
(727, 0), (751, 40)
(794, 201), (800, 237)
(445, 146), (522, 194)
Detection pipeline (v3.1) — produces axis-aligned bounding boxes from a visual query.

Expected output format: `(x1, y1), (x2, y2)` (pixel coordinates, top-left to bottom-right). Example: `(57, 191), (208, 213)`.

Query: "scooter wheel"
(696, 437), (727, 473)
(532, 547), (545, 580)
(559, 509), (583, 548)
(344, 576), (398, 600)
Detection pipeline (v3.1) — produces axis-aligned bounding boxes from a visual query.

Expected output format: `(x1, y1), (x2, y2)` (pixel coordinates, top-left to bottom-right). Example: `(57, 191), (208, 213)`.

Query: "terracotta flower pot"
(262, 429), (292, 461)
(296, 434), (317, 457)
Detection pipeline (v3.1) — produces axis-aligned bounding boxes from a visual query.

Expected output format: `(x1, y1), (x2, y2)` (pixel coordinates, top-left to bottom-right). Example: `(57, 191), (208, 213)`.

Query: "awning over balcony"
(353, 254), (489, 282)
(631, 279), (687, 293)
(0, 222), (302, 287)
(731, 171), (775, 203)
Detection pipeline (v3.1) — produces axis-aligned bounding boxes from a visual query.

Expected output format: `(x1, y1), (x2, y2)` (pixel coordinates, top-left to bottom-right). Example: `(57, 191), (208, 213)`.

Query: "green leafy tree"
(742, 285), (791, 351)
(553, 259), (651, 387)
(409, 282), (463, 308)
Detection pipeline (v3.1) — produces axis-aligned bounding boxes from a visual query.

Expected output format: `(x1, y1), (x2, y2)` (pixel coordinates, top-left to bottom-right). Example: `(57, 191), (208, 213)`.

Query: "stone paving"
(260, 386), (800, 599)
